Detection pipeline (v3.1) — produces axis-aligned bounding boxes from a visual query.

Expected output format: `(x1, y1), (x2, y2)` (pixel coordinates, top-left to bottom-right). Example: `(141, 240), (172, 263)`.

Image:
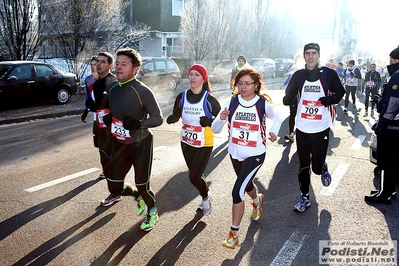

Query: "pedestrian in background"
(166, 64), (221, 215)
(343, 59), (362, 113)
(212, 68), (281, 249)
(231, 55), (249, 82)
(85, 52), (117, 182)
(280, 55), (304, 142)
(363, 63), (381, 117)
(283, 43), (345, 213)
(365, 46), (399, 205)
(103, 48), (163, 231)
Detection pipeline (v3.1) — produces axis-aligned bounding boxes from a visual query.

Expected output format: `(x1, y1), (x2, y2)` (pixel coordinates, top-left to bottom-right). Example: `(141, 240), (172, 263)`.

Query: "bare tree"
(0, 0), (47, 60)
(180, 0), (300, 62)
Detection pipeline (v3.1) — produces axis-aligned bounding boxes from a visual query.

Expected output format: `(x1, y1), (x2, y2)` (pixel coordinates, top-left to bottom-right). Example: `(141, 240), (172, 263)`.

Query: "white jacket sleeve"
(211, 98), (231, 134)
(265, 101), (283, 135)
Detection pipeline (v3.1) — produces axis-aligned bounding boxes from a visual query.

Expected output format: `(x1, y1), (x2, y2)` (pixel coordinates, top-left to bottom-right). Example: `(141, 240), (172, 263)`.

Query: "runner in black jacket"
(283, 43), (345, 213)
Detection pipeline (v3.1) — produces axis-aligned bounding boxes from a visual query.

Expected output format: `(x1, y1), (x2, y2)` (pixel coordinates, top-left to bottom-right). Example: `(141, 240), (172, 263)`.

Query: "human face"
(90, 60), (97, 74)
(188, 70), (204, 91)
(115, 54), (139, 83)
(237, 59), (246, 67)
(237, 75), (256, 100)
(390, 57), (399, 65)
(304, 49), (319, 70)
(96, 55), (113, 78)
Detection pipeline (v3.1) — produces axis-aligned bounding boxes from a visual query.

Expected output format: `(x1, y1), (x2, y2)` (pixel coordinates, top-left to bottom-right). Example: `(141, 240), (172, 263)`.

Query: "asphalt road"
(1, 78), (398, 266)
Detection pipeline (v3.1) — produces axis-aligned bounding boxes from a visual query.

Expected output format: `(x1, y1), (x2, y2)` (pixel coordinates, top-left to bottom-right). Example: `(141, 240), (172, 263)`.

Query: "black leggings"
(181, 142), (212, 198)
(364, 87), (378, 111)
(296, 128), (329, 196)
(344, 86), (357, 107)
(98, 128), (112, 178)
(289, 103), (298, 133)
(230, 153), (265, 204)
(107, 134), (155, 210)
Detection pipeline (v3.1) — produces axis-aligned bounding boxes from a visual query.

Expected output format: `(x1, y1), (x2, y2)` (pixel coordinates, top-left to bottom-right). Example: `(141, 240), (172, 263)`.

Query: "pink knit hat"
(188, 64), (209, 82)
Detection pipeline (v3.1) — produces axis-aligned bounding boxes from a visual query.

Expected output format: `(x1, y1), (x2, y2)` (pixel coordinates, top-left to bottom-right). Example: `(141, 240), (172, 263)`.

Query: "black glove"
(318, 97), (333, 107)
(123, 116), (141, 130)
(370, 94), (381, 103)
(199, 116), (213, 127)
(374, 124), (386, 136)
(102, 113), (112, 127)
(166, 115), (179, 124)
(81, 109), (89, 122)
(85, 99), (97, 112)
(374, 118), (388, 136)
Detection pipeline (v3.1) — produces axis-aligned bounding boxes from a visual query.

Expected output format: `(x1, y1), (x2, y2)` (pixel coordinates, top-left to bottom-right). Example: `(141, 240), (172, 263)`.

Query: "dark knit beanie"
(188, 64), (208, 82)
(389, 46), (399, 60)
(303, 43), (320, 55)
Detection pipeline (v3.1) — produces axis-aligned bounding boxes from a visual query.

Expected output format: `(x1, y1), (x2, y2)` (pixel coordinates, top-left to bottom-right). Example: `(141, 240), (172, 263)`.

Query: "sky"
(276, 0), (397, 62)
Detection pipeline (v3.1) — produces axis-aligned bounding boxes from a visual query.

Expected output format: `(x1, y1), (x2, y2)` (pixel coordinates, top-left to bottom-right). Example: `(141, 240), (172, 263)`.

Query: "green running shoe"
(136, 198), (147, 215)
(140, 207), (158, 231)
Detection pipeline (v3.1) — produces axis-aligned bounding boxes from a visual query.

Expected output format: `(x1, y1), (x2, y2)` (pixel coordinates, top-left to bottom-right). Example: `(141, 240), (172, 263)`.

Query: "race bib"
(231, 121), (259, 147)
(111, 117), (132, 140)
(97, 108), (110, 128)
(346, 76), (354, 85)
(181, 124), (204, 146)
(300, 99), (323, 120)
(366, 80), (375, 87)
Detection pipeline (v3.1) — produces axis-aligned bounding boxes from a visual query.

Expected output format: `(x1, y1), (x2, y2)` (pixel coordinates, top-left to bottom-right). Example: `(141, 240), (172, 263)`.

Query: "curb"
(0, 109), (82, 125)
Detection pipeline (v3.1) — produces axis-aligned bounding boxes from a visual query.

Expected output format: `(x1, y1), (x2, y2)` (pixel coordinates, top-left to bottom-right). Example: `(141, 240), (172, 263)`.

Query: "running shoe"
(140, 207), (159, 231)
(222, 229), (239, 249)
(293, 196), (310, 213)
(321, 162), (332, 187)
(101, 194), (122, 207)
(98, 172), (106, 179)
(284, 133), (295, 142)
(198, 200), (204, 210)
(363, 112), (368, 117)
(201, 195), (213, 215)
(251, 193), (264, 221)
(136, 198), (147, 215)
(343, 108), (348, 113)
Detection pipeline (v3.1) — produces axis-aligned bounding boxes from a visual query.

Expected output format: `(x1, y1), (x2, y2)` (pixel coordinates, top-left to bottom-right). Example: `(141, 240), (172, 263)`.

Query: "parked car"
(274, 58), (294, 77)
(208, 60), (236, 83)
(137, 57), (182, 91)
(248, 58), (276, 78)
(0, 61), (78, 104)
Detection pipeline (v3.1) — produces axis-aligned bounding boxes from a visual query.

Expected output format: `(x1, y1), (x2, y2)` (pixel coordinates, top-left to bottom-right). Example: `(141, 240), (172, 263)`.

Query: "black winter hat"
(389, 46), (399, 60)
(303, 43), (320, 55)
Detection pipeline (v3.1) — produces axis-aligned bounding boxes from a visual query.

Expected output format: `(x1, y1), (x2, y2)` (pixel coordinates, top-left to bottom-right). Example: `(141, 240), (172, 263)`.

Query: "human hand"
(318, 97), (333, 107)
(103, 113), (112, 127)
(268, 132), (277, 142)
(81, 109), (89, 123)
(123, 116), (141, 130)
(220, 108), (230, 120)
(199, 116), (213, 127)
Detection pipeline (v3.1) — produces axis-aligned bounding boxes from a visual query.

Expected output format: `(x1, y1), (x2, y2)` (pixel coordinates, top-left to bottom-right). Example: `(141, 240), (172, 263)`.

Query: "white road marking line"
(270, 229), (307, 266)
(24, 167), (100, 193)
(319, 163), (350, 196)
(350, 135), (366, 150)
(24, 146), (166, 193)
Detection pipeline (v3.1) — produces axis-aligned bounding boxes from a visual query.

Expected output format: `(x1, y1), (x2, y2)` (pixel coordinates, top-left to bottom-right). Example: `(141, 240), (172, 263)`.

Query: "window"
(172, 0), (183, 16)
(10, 65), (31, 79)
(143, 62), (154, 72)
(35, 65), (54, 77)
(166, 60), (177, 70)
(155, 61), (167, 71)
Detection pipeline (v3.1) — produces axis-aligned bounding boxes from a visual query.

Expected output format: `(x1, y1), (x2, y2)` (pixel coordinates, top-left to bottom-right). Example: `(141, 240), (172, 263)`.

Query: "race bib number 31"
(231, 121), (259, 147)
